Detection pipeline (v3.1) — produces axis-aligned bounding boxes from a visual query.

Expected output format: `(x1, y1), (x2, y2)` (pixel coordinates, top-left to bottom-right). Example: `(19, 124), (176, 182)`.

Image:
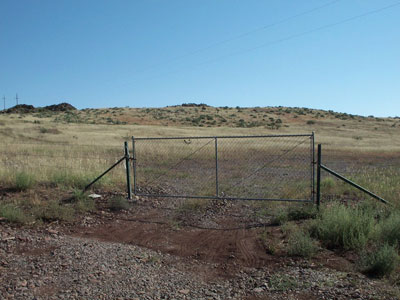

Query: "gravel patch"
(1, 223), (399, 299)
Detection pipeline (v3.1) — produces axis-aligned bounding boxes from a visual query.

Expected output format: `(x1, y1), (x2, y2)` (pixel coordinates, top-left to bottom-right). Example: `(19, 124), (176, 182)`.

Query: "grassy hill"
(8, 104), (397, 129)
(1, 104), (399, 151)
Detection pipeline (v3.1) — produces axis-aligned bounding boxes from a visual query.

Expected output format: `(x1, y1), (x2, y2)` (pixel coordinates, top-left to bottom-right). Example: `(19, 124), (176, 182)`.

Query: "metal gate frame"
(131, 133), (315, 203)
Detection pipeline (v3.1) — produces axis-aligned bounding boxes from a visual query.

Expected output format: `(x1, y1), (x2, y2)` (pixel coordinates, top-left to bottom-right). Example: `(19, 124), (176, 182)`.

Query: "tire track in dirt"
(75, 219), (275, 270)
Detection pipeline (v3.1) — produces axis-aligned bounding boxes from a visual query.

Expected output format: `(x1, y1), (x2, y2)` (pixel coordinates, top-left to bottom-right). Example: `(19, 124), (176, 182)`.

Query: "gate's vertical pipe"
(215, 137), (219, 198)
(124, 141), (132, 200)
(131, 136), (137, 195)
(316, 144), (322, 208)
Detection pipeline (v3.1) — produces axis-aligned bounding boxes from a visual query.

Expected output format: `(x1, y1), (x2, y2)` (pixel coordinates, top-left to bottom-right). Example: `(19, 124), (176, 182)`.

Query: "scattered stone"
(0, 202), (398, 300)
(18, 280), (27, 287)
(5, 104), (35, 114)
(179, 289), (190, 295)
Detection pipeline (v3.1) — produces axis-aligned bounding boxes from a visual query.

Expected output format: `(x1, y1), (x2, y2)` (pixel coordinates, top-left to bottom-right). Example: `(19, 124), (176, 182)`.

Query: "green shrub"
(260, 229), (278, 255)
(321, 177), (336, 191)
(39, 127), (61, 134)
(72, 189), (86, 202)
(34, 200), (74, 222)
(0, 204), (30, 224)
(268, 274), (299, 291)
(358, 200), (389, 220)
(52, 171), (86, 188)
(15, 171), (35, 191)
(270, 207), (288, 225)
(287, 230), (318, 258)
(270, 205), (317, 226)
(310, 203), (374, 250)
(287, 205), (317, 221)
(108, 196), (130, 211)
(376, 212), (400, 247)
(76, 198), (96, 213)
(360, 243), (399, 278)
(52, 171), (107, 189)
(71, 189), (96, 212)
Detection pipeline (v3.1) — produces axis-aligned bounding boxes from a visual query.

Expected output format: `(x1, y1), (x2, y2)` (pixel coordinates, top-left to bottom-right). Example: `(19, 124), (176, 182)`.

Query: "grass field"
(1, 104), (400, 283)
(1, 104), (399, 203)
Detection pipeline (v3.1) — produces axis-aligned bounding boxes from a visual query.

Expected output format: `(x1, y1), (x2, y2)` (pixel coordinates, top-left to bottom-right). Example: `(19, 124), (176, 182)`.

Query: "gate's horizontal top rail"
(135, 193), (313, 202)
(133, 134), (313, 140)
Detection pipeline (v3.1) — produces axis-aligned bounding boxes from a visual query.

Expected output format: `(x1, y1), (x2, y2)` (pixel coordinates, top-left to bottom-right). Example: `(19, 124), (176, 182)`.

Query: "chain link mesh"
(134, 135), (314, 201)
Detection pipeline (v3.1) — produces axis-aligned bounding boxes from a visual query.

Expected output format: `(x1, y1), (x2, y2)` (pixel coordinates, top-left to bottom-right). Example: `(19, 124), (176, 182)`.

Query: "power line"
(197, 1), (400, 67)
(136, 0), (342, 73)
(128, 1), (400, 85)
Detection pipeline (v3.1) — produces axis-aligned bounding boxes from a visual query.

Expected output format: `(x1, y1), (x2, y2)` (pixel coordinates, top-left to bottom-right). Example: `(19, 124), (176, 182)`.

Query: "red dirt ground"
(70, 201), (353, 280)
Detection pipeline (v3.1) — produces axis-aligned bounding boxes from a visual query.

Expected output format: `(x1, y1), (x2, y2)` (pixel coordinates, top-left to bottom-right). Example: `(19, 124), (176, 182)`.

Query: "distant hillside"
(2, 103), (399, 130)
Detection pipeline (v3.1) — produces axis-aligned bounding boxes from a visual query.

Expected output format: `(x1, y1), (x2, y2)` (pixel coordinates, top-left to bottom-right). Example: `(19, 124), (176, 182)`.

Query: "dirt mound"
(4, 102), (76, 114)
(5, 104), (35, 113)
(44, 103), (76, 112)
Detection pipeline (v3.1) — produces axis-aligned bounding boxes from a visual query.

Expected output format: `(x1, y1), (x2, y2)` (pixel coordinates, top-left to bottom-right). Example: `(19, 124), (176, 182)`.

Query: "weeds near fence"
(287, 230), (318, 258)
(0, 192), (97, 224)
(177, 199), (210, 213)
(376, 212), (400, 247)
(309, 203), (374, 250)
(359, 243), (399, 278)
(33, 200), (75, 222)
(72, 190), (96, 213)
(15, 171), (36, 191)
(108, 196), (130, 211)
(0, 204), (29, 224)
(260, 203), (317, 225)
(304, 201), (400, 278)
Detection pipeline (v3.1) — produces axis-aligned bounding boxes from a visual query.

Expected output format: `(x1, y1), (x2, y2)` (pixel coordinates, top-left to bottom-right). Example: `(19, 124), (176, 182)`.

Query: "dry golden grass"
(0, 105), (399, 203)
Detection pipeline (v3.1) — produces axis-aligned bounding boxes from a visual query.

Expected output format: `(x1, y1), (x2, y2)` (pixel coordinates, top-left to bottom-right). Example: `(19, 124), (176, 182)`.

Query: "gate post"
(215, 137), (219, 198)
(311, 132), (315, 203)
(124, 141), (132, 200)
(131, 136), (137, 195)
(316, 144), (322, 208)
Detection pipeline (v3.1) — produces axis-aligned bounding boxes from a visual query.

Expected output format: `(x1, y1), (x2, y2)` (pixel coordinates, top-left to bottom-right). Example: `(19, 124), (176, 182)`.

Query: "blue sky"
(1, 0), (399, 117)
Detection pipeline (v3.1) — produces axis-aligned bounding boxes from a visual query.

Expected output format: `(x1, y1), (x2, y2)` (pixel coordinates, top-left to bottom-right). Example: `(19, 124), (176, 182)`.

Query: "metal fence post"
(124, 141), (132, 200)
(311, 132), (315, 202)
(215, 137), (219, 198)
(131, 136), (137, 195)
(316, 144), (322, 208)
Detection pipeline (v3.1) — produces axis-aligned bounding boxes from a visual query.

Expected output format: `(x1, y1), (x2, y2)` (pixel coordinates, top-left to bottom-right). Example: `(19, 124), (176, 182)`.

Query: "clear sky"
(1, 0), (399, 117)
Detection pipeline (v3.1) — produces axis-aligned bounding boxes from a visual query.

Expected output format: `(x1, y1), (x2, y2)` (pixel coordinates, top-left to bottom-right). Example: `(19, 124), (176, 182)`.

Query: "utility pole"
(15, 93), (19, 106)
(2, 96), (5, 111)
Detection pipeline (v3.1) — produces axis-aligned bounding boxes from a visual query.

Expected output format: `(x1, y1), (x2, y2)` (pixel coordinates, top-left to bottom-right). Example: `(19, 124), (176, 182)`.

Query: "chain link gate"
(132, 134), (315, 203)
